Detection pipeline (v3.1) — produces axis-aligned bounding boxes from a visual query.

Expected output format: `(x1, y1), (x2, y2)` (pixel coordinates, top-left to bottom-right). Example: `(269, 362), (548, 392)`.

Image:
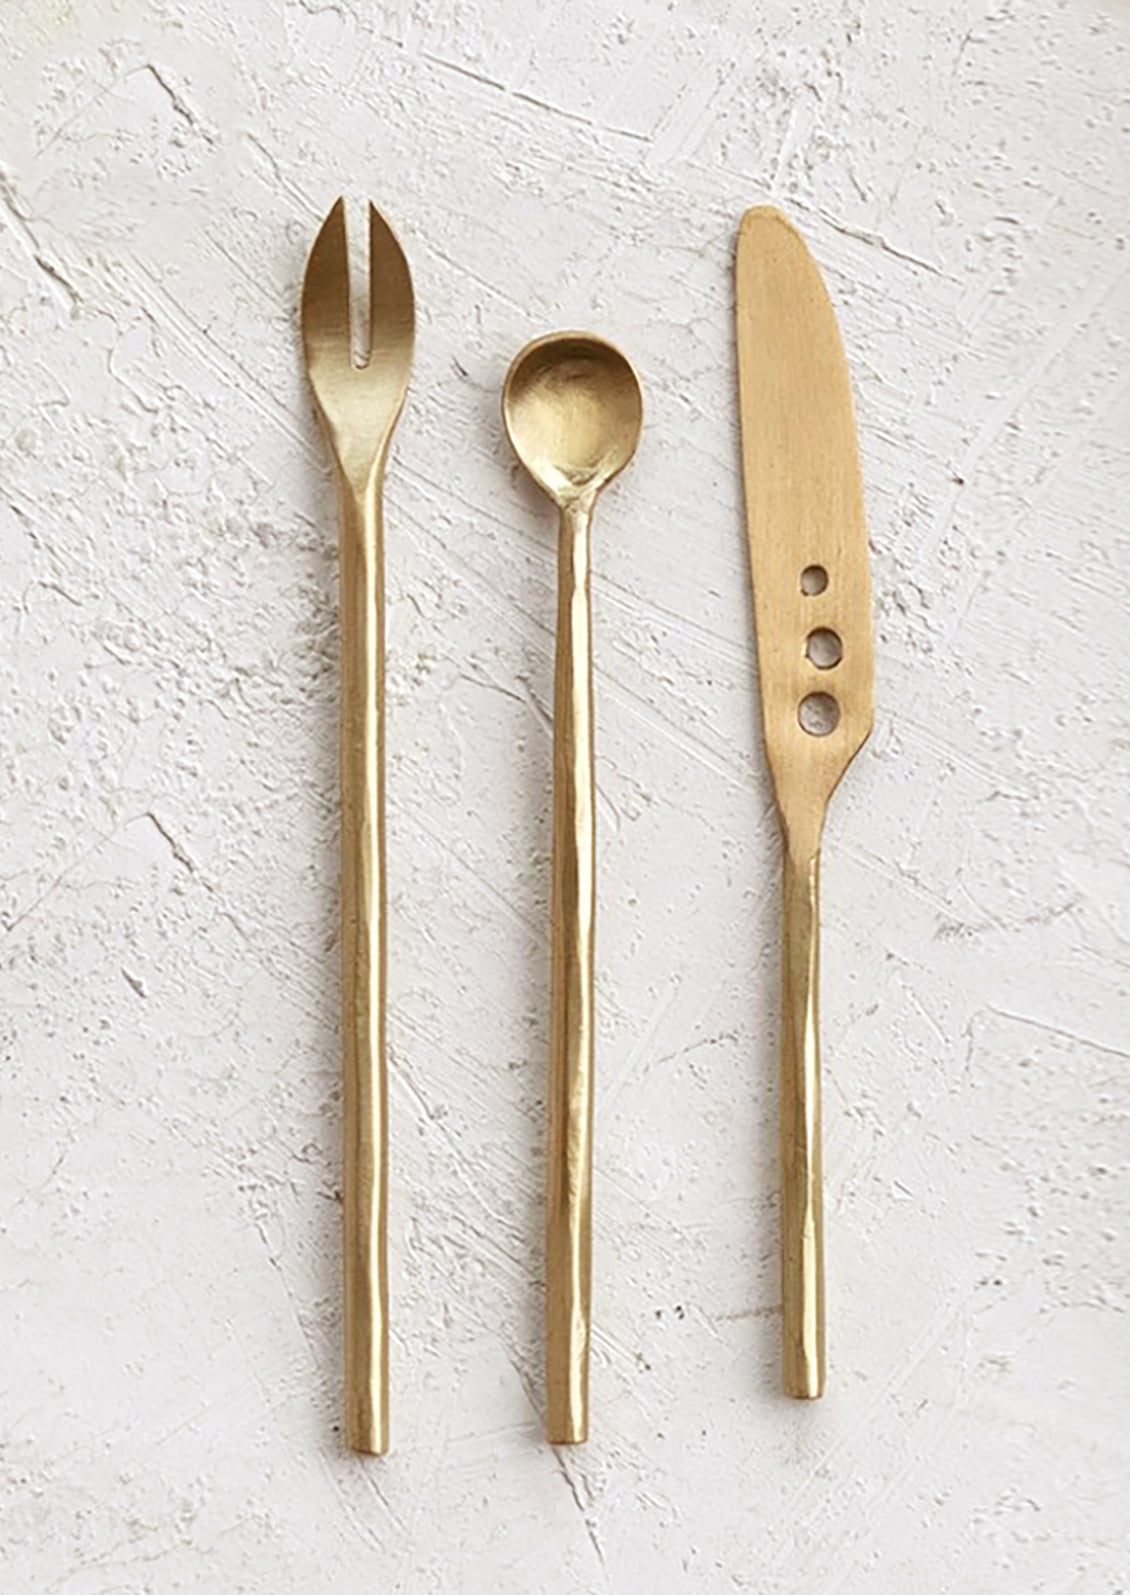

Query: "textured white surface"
(1, 2), (1127, 1590)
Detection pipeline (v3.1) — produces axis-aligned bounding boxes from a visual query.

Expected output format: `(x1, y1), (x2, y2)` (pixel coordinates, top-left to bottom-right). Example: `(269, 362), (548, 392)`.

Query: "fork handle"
(780, 839), (824, 1398)
(339, 473), (388, 1455)
(546, 498), (596, 1444)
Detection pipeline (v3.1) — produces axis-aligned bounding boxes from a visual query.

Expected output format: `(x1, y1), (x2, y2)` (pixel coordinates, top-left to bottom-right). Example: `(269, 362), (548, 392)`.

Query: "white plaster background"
(1, 2), (1127, 1590)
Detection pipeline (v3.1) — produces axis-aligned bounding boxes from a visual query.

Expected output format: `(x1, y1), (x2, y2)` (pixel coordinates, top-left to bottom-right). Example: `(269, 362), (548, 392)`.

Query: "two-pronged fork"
(301, 199), (414, 1454)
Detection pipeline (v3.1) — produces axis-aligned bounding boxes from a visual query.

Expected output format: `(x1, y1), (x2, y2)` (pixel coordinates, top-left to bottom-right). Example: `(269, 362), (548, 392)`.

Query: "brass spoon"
(502, 333), (643, 1444)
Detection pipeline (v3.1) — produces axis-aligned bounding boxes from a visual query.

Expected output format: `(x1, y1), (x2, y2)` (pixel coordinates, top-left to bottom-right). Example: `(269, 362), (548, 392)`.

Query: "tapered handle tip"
(348, 1425), (389, 1457)
(547, 1414), (588, 1446)
(346, 1384), (389, 1455)
(783, 1349), (825, 1400)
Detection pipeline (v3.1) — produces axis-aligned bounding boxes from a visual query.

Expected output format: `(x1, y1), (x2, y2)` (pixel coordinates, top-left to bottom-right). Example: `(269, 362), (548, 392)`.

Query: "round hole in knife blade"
(805, 628), (843, 669)
(798, 692), (840, 736)
(800, 564), (828, 595)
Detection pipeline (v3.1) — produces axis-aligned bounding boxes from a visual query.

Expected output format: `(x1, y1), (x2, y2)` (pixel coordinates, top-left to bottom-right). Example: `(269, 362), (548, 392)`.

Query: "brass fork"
(301, 199), (414, 1454)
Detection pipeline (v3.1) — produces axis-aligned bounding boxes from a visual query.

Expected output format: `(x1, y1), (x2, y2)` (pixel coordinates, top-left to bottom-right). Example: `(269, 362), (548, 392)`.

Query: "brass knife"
(735, 206), (874, 1398)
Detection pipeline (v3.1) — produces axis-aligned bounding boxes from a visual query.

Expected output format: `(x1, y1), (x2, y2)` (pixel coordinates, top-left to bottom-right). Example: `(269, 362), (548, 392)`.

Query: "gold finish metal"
(735, 207), (874, 1399)
(502, 333), (643, 1444)
(301, 199), (414, 1454)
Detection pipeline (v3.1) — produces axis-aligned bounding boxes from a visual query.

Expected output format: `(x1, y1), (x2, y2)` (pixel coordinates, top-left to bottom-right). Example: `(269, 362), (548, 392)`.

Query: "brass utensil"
(735, 207), (874, 1399)
(301, 198), (414, 1454)
(502, 333), (643, 1444)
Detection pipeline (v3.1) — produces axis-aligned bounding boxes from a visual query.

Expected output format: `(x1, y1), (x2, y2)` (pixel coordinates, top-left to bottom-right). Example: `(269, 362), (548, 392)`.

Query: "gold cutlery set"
(301, 199), (874, 1454)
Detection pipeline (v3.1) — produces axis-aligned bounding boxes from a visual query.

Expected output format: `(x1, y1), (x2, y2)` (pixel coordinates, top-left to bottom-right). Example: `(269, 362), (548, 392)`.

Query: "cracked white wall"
(1, 2), (1126, 1591)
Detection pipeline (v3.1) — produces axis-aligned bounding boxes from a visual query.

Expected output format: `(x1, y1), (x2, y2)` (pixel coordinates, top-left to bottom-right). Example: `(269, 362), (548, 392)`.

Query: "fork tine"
(301, 197), (352, 376)
(369, 203), (415, 371)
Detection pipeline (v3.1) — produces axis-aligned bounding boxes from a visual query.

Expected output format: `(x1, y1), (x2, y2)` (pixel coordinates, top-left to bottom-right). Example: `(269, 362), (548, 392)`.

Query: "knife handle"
(780, 839), (825, 1398)
(339, 473), (389, 1455)
(546, 498), (596, 1445)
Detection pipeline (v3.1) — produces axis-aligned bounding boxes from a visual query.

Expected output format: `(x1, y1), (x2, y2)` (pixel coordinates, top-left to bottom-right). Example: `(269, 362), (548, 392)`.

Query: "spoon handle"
(546, 498), (596, 1445)
(339, 472), (389, 1455)
(780, 837), (824, 1398)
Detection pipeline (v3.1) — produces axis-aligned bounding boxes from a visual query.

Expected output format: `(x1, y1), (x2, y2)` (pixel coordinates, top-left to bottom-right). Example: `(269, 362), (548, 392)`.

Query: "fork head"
(301, 198), (415, 490)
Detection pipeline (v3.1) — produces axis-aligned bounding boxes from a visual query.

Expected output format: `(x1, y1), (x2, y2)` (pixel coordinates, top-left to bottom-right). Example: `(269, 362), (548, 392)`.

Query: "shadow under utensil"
(725, 276), (787, 1400)
(750, 834), (787, 1398)
(503, 435), (558, 1438)
(734, 666), (787, 1397)
(299, 410), (348, 1452)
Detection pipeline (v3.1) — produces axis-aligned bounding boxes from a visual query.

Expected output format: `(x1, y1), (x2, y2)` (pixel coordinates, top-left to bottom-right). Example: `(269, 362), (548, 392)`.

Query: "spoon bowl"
(503, 333), (642, 506)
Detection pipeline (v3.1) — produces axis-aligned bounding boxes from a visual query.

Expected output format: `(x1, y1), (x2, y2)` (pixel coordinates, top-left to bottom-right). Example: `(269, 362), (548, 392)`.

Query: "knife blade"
(735, 205), (874, 1398)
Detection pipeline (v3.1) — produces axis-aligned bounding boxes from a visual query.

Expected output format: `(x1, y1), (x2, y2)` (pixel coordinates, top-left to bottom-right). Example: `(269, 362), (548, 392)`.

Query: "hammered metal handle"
(545, 498), (596, 1445)
(780, 840), (824, 1399)
(339, 475), (389, 1454)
